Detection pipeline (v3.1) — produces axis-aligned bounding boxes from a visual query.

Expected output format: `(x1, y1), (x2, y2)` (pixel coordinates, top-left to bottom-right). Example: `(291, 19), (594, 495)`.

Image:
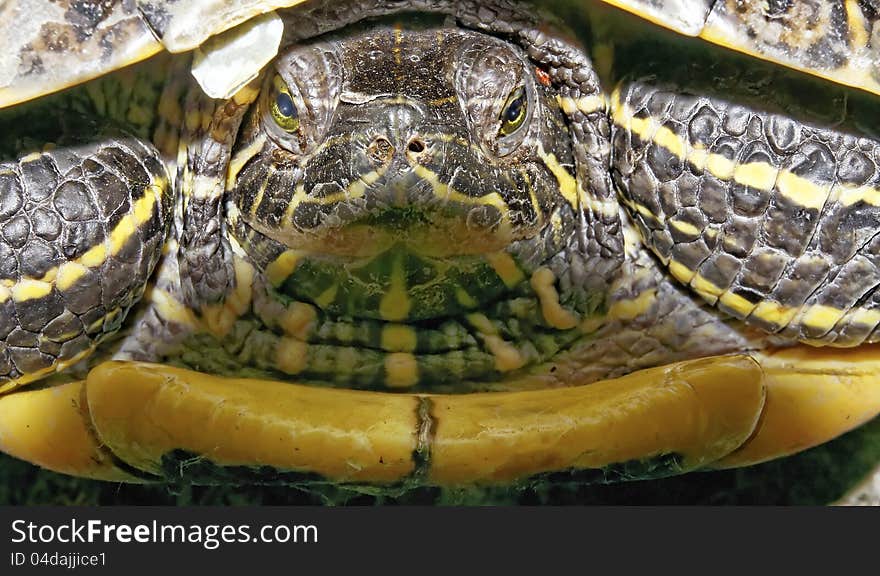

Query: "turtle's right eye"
(499, 86), (527, 137)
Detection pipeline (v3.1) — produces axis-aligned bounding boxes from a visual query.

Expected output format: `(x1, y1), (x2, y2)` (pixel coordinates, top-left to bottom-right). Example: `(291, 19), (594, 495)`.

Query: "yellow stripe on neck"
(609, 89), (855, 213)
(4, 183), (164, 304)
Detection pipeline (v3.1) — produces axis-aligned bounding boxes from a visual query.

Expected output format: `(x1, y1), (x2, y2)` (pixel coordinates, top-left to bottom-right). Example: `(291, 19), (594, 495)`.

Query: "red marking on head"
(535, 67), (552, 87)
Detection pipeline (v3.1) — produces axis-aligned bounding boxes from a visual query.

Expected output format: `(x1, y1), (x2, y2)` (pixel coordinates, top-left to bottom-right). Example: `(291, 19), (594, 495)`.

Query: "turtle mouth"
(221, 195), (583, 389)
(245, 192), (536, 260)
(233, 191), (542, 322)
(269, 246), (523, 322)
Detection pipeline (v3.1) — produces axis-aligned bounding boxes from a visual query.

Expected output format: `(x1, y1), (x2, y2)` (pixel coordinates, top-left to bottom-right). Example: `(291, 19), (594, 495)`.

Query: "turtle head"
(227, 22), (582, 322)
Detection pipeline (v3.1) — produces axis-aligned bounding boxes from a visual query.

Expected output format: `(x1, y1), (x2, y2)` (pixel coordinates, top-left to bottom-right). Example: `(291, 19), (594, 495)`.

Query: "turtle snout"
(359, 102), (435, 167)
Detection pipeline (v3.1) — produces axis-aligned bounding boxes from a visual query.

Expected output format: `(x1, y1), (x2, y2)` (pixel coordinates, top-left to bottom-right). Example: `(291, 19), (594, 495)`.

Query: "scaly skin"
(0, 0), (848, 392)
(2, 1), (880, 488)
(112, 12), (761, 391)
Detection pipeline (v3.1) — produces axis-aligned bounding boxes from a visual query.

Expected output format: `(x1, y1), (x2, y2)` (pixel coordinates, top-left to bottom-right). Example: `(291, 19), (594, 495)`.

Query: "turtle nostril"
(407, 138), (426, 154)
(368, 136), (394, 164)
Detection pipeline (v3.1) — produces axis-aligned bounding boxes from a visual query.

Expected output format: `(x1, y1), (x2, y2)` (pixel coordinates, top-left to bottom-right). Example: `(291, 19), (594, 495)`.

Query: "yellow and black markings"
(0, 156), (170, 392)
(1, 181), (165, 307)
(610, 84), (880, 343)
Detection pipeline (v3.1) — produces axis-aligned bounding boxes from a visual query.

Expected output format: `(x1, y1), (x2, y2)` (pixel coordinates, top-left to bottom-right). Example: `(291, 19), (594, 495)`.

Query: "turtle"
(1, 0), (880, 502)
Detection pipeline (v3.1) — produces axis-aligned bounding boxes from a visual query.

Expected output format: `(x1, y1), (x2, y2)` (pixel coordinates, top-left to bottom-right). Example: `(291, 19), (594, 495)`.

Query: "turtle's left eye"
(499, 86), (527, 137)
(270, 77), (300, 133)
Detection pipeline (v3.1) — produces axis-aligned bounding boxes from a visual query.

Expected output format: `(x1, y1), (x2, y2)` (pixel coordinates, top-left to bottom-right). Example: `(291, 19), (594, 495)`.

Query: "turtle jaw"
(3, 346), (880, 486)
(266, 247), (521, 322)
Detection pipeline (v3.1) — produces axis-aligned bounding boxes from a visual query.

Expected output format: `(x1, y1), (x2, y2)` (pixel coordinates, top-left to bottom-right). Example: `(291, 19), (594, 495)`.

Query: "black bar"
(0, 506), (873, 572)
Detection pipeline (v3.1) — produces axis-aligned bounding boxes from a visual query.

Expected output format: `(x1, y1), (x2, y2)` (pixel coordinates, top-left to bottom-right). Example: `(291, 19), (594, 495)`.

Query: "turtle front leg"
(0, 135), (173, 392)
